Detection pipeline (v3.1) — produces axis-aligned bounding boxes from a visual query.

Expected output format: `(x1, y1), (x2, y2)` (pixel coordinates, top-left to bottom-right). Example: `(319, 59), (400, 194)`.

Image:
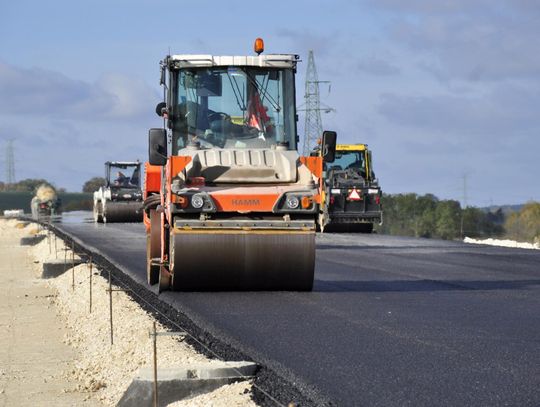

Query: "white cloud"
(0, 61), (159, 120)
(370, 0), (540, 82)
(0, 61), (160, 190)
(96, 73), (159, 118)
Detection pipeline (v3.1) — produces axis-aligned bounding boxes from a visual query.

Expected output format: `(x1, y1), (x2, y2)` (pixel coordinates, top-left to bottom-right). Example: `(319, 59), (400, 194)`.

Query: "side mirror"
(148, 128), (167, 166)
(321, 130), (337, 163)
(155, 102), (167, 117)
(159, 63), (166, 86)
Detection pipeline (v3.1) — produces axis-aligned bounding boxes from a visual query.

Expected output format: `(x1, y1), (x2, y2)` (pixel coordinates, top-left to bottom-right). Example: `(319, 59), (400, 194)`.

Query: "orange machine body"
(160, 156), (323, 215)
(143, 162), (162, 232)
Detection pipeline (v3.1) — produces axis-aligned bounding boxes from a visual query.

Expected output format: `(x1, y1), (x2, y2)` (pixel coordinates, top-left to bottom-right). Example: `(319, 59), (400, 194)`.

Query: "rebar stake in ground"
(108, 269), (113, 345)
(88, 257), (93, 314)
(106, 269), (131, 345)
(71, 240), (75, 291)
(148, 323), (186, 407)
(152, 321), (158, 407)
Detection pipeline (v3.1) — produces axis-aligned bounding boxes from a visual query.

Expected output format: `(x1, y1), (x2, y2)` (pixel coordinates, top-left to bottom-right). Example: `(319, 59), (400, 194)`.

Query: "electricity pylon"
(298, 50), (334, 155)
(5, 139), (15, 185)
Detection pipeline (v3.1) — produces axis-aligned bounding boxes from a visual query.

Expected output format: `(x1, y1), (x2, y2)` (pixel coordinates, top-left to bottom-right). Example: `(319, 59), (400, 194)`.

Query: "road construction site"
(2, 41), (539, 407)
(3, 211), (538, 406)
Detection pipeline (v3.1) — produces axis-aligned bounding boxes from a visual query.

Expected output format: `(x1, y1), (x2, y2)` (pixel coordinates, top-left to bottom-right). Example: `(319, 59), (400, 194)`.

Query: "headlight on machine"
(191, 194), (205, 209)
(173, 191), (216, 212)
(285, 195), (300, 209)
(273, 192), (315, 212)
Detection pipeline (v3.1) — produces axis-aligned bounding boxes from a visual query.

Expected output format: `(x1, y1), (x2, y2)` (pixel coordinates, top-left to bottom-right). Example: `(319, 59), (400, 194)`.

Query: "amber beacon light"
(254, 38), (264, 55)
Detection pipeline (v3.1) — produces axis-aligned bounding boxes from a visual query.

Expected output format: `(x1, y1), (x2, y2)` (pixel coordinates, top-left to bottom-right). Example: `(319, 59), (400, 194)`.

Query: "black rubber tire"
(325, 222), (374, 233)
(357, 223), (374, 233)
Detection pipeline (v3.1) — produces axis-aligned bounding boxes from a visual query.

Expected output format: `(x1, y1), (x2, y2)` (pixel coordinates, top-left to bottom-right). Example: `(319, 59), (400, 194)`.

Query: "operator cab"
(324, 146), (372, 180)
(158, 54), (299, 154)
(106, 162), (141, 189)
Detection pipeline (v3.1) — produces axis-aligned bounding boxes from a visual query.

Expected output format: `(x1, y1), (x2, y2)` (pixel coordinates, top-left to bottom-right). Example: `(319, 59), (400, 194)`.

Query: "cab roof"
(105, 161), (140, 166)
(168, 54), (298, 69)
(336, 144), (368, 151)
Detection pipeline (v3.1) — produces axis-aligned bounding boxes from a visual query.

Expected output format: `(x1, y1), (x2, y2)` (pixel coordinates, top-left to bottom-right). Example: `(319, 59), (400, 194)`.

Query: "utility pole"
(298, 50), (334, 155)
(5, 139), (15, 186)
(462, 173), (468, 209)
(460, 173), (469, 239)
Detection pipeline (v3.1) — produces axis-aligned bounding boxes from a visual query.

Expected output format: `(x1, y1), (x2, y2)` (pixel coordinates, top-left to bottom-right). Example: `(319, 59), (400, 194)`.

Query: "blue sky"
(1, 0), (539, 206)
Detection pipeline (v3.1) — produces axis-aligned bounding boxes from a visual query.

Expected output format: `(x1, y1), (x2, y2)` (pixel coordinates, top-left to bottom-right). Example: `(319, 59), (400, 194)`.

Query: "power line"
(298, 50), (334, 155)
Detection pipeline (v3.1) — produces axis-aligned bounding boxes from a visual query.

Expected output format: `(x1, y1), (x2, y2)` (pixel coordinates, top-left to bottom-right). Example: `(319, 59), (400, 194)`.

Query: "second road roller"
(93, 161), (143, 223)
(144, 39), (337, 291)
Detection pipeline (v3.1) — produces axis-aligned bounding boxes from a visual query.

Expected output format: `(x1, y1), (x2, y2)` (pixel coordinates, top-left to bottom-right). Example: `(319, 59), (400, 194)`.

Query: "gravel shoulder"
(0, 218), (257, 406)
(0, 219), (99, 406)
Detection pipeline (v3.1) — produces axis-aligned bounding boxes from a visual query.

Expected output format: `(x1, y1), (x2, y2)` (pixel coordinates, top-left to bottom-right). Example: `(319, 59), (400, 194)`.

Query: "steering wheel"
(208, 112), (231, 122)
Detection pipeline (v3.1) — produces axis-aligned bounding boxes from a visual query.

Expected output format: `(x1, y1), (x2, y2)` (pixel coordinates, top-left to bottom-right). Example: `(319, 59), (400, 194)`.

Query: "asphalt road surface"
(54, 212), (540, 406)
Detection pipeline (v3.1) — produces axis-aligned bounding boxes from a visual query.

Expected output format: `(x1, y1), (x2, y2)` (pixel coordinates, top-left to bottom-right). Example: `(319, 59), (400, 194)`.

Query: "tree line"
(377, 193), (505, 240)
(0, 179), (65, 193)
(0, 177), (106, 193)
(504, 202), (540, 244)
(0, 179), (93, 212)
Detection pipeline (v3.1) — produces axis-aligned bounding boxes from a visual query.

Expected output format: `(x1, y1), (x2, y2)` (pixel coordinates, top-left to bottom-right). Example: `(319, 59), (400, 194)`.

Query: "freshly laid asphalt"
(54, 212), (540, 407)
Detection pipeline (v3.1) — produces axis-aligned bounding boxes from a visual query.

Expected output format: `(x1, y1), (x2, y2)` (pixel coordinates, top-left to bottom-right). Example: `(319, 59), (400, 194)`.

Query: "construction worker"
(346, 156), (366, 178)
(247, 87), (273, 136)
(114, 171), (128, 186)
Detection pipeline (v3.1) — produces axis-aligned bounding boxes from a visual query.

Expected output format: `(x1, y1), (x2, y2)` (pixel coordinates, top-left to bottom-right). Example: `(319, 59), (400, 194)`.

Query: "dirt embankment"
(0, 219), (257, 406)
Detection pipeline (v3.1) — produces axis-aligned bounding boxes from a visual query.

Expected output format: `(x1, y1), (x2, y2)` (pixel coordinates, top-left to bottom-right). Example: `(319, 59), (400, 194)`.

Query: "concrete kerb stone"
(117, 361), (258, 407)
(20, 234), (47, 246)
(42, 259), (84, 279)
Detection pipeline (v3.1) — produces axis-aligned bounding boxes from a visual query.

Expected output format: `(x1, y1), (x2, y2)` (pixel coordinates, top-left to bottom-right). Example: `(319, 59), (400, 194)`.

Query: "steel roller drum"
(169, 226), (315, 291)
(103, 201), (143, 223)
